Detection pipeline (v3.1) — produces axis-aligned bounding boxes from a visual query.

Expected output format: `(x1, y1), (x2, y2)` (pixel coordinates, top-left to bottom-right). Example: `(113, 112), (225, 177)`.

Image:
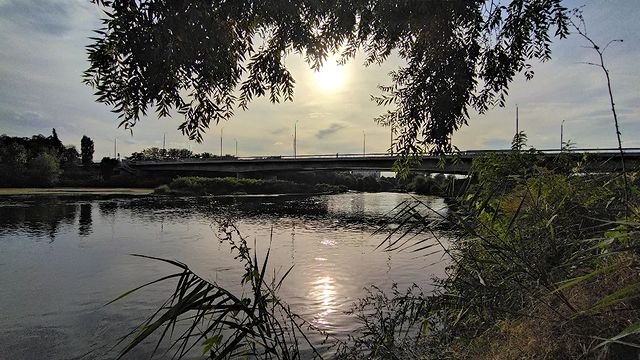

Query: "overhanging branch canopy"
(85, 0), (569, 154)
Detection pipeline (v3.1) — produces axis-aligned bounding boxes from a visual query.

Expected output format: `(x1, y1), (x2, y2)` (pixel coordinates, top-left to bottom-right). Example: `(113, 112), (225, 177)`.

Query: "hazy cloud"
(316, 123), (347, 139)
(270, 127), (289, 136)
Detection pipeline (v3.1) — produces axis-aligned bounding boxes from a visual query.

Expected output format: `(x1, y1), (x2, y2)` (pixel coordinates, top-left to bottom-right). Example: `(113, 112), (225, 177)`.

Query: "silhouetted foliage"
(99, 157), (119, 180)
(62, 146), (80, 168)
(85, 0), (570, 154)
(81, 135), (95, 166)
(0, 133), (72, 186)
(27, 152), (61, 186)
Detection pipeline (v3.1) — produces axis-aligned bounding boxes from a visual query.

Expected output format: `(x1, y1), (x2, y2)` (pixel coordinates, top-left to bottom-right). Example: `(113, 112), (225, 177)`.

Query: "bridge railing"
(125, 148), (640, 165)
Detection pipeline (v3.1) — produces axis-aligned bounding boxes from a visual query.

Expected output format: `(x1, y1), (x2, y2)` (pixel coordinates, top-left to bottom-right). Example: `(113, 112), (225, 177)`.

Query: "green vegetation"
(158, 176), (346, 196)
(350, 133), (640, 359)
(407, 173), (463, 197)
(129, 146), (238, 161)
(0, 130), (72, 186)
(81, 135), (94, 166)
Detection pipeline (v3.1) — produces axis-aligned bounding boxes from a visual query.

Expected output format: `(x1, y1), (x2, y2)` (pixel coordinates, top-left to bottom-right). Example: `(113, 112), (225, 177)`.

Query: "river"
(0, 192), (449, 359)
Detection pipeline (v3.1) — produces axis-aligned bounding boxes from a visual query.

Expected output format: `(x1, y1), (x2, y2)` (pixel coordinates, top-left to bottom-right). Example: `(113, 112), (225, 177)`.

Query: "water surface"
(0, 192), (448, 359)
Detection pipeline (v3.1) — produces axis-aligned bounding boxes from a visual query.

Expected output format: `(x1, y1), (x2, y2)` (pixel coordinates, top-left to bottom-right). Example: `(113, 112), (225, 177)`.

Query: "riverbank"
(0, 188), (154, 196)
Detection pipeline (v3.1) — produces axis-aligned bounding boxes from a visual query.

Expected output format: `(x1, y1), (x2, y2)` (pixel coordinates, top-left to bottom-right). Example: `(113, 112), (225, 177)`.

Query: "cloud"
(270, 127), (289, 135)
(0, 0), (638, 158)
(316, 123), (347, 139)
(0, 0), (72, 35)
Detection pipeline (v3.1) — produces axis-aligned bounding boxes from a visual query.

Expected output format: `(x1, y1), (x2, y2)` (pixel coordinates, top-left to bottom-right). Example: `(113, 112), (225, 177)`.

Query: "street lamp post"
(220, 127), (224, 157)
(362, 130), (366, 157)
(294, 120), (298, 158)
(560, 120), (565, 150)
(390, 124), (393, 156)
(235, 139), (238, 157)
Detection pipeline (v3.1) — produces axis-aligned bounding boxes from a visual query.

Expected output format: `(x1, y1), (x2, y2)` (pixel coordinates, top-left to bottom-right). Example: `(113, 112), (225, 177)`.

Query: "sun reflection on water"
(310, 276), (336, 326)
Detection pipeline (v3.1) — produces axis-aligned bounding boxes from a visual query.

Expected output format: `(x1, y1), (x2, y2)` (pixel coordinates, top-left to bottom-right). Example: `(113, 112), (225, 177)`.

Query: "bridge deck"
(125, 149), (640, 175)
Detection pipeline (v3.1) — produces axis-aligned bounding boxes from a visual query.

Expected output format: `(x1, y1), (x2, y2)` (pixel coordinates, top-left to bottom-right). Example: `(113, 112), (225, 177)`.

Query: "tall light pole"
(220, 127), (224, 156)
(294, 120), (299, 158)
(560, 119), (565, 150)
(362, 130), (366, 157)
(515, 104), (519, 135)
(235, 139), (238, 157)
(390, 124), (393, 156)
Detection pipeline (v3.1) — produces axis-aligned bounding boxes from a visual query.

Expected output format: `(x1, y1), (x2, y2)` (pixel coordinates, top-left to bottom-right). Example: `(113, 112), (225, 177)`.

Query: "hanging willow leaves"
(85, 0), (570, 154)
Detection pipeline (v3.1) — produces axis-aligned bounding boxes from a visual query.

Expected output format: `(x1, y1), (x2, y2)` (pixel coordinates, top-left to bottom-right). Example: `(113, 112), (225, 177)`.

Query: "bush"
(26, 152), (60, 186)
(154, 184), (170, 194)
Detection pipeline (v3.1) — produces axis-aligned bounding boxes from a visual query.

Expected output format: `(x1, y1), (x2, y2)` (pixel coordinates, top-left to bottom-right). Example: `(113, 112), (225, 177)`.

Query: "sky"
(0, 0), (638, 159)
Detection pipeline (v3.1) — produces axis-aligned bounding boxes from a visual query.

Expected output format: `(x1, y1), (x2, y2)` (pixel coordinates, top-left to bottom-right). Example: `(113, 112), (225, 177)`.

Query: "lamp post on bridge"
(294, 120), (299, 159)
(220, 127), (224, 157)
(235, 139), (238, 157)
(560, 120), (565, 150)
(390, 124), (393, 156)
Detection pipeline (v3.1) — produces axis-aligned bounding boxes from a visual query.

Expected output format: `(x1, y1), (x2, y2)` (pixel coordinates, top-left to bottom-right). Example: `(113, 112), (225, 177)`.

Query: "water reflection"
(98, 200), (119, 218)
(0, 199), (77, 241)
(78, 203), (93, 237)
(350, 194), (365, 217)
(311, 276), (337, 326)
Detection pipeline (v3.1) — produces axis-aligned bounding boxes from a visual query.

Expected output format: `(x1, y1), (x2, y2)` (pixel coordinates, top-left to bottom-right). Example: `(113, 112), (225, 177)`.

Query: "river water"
(0, 192), (449, 359)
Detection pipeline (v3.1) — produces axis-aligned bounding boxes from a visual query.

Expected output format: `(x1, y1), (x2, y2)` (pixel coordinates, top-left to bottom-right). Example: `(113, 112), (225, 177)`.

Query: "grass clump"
(109, 222), (326, 359)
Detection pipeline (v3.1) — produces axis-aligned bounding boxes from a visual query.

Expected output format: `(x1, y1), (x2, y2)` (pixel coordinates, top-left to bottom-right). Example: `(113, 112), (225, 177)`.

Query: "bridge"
(123, 148), (640, 176)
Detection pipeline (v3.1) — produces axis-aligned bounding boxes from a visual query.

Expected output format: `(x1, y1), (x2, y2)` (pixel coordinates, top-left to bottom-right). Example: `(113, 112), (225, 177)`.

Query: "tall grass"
(110, 221), (327, 359)
(339, 134), (640, 359)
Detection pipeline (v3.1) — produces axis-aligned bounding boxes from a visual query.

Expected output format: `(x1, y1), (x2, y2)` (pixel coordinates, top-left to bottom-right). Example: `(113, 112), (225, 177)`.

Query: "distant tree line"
(0, 130), (94, 186)
(127, 147), (236, 161)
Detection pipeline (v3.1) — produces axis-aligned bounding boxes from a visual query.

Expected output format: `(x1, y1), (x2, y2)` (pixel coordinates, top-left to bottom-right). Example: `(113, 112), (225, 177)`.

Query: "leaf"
(477, 271), (486, 286)
(552, 262), (620, 294)
(202, 335), (223, 355)
(590, 282), (640, 312)
(594, 321), (640, 350)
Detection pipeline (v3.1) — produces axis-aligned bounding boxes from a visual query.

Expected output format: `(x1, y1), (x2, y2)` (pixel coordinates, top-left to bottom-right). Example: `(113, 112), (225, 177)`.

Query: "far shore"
(0, 188), (154, 196)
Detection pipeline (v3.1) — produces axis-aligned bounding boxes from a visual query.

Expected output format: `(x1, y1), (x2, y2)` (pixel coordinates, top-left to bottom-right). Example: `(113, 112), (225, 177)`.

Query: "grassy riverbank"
(342, 138), (640, 359)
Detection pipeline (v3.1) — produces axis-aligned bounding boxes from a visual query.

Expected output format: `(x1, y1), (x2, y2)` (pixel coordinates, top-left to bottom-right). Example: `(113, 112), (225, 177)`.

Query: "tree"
(81, 135), (94, 166)
(85, 0), (570, 154)
(62, 146), (80, 167)
(50, 128), (64, 155)
(27, 152), (61, 185)
(99, 157), (119, 180)
(0, 143), (28, 170)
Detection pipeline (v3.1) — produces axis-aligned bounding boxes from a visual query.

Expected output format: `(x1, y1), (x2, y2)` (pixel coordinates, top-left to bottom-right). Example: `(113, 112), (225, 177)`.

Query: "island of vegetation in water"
(154, 176), (347, 196)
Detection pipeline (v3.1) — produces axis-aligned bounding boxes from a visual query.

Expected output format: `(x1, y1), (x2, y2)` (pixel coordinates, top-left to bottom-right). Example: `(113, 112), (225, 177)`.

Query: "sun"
(314, 58), (347, 92)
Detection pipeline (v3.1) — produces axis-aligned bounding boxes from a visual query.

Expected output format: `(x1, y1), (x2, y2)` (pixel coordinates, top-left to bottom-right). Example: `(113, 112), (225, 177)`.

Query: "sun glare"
(314, 58), (346, 92)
